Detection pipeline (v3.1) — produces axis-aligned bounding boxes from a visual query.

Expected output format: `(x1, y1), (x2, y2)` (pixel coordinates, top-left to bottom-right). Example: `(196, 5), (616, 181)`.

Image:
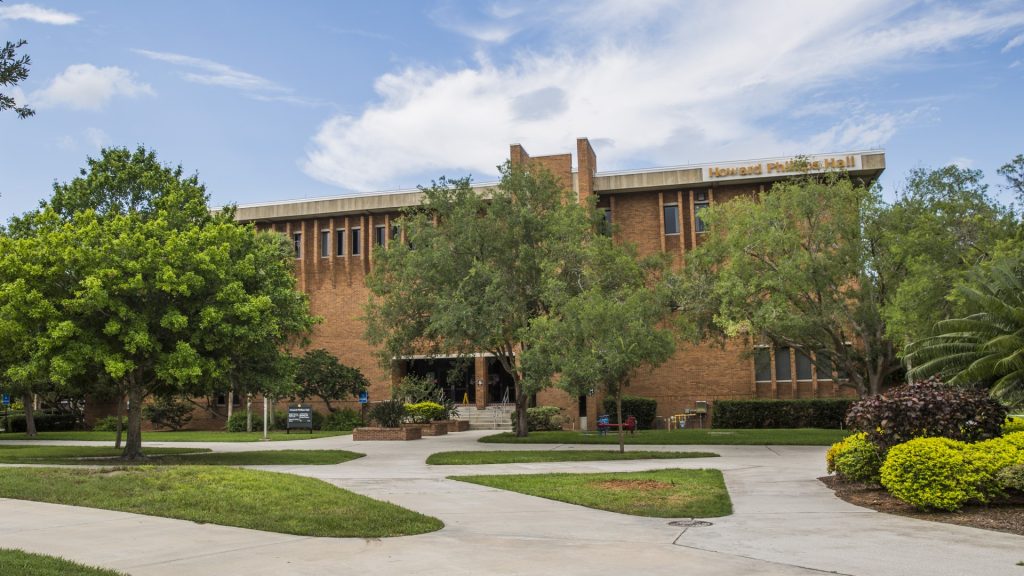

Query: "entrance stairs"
(454, 404), (514, 431)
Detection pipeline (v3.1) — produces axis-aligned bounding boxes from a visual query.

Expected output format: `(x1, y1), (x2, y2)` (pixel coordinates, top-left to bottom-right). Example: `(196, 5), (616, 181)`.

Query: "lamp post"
(262, 394), (269, 441)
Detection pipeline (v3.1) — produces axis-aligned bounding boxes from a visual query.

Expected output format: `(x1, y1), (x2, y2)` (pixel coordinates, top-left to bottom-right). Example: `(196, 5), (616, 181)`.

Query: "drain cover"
(668, 519), (713, 528)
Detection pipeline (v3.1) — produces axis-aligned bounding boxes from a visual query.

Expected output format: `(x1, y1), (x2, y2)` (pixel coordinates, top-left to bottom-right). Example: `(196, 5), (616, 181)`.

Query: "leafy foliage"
(142, 396), (193, 430)
(0, 37), (33, 118)
(713, 399), (853, 429)
(322, 408), (364, 431)
(601, 395), (658, 429)
(368, 400), (406, 428)
(997, 463), (1024, 493)
(91, 415), (127, 432)
(293, 349), (367, 412)
(226, 412), (262, 433)
(510, 406), (563, 432)
(826, 432), (883, 483)
(1005, 417), (1024, 435)
(846, 378), (1006, 452)
(404, 401), (446, 423)
(906, 253), (1024, 406)
(391, 374), (437, 403)
(4, 412), (80, 432)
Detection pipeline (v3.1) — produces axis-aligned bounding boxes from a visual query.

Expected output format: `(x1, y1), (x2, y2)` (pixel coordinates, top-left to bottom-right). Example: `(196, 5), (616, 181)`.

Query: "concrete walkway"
(2, 431), (1022, 575)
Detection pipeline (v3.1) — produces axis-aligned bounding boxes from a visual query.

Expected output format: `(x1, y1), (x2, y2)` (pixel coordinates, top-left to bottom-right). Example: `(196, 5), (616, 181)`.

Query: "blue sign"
(1, 394), (9, 406)
(358, 391), (368, 404)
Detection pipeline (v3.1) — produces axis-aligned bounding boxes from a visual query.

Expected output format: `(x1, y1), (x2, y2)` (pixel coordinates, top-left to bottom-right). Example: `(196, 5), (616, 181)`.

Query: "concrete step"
(454, 404), (514, 430)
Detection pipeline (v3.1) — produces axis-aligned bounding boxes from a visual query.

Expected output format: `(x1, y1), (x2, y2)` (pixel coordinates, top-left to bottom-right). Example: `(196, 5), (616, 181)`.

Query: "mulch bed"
(820, 475), (1024, 536)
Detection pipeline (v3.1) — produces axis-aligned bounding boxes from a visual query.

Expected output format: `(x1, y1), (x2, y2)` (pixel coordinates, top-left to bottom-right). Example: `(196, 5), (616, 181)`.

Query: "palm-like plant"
(906, 256), (1024, 407)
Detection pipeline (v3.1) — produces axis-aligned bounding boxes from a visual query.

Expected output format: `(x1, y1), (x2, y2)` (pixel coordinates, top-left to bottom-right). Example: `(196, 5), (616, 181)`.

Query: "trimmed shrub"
(143, 397), (193, 431)
(511, 406), (563, 432)
(369, 400), (406, 428)
(1003, 416), (1024, 435)
(997, 464), (1024, 492)
(92, 415), (127, 432)
(323, 408), (364, 431)
(1001, 431), (1024, 450)
(713, 399), (853, 429)
(405, 401), (446, 423)
(226, 409), (262, 428)
(880, 437), (977, 511)
(846, 378), (1006, 452)
(6, 413), (81, 432)
(826, 432), (883, 483)
(601, 395), (658, 429)
(966, 436), (1024, 499)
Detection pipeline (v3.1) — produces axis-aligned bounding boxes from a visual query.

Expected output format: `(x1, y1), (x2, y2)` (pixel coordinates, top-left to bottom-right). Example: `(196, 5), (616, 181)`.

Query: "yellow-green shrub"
(880, 437), (977, 511)
(1000, 430), (1024, 449)
(966, 436), (1024, 500)
(826, 433), (882, 483)
(1003, 417), (1024, 435)
(404, 401), (446, 423)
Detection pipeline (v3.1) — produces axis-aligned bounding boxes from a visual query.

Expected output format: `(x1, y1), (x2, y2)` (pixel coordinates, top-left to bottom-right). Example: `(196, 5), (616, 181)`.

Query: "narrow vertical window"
(694, 190), (710, 233)
(320, 230), (330, 258)
(374, 225), (386, 247)
(336, 228), (345, 257)
(600, 208), (613, 236)
(795, 349), (813, 381)
(775, 346), (792, 381)
(391, 224), (400, 241)
(292, 232), (302, 259)
(351, 228), (361, 256)
(754, 347), (772, 383)
(815, 351), (833, 380)
(663, 204), (679, 235)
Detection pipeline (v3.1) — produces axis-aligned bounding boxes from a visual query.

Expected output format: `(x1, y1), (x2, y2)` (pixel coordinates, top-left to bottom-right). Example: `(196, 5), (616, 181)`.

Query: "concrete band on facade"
(95, 139), (883, 431)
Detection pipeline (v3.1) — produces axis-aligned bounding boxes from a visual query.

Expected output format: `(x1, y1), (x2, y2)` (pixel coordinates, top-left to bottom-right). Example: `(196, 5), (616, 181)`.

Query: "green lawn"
(0, 430), (349, 442)
(0, 548), (125, 576)
(479, 428), (850, 445)
(0, 445), (363, 466)
(426, 449), (718, 465)
(0, 466), (442, 537)
(451, 468), (732, 517)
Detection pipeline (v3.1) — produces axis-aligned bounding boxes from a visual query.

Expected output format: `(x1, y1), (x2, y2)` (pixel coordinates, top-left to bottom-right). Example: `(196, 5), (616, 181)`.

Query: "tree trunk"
(246, 395), (253, 432)
(22, 392), (36, 437)
(226, 390), (234, 421)
(514, 380), (529, 437)
(115, 394), (125, 449)
(615, 386), (625, 454)
(121, 382), (145, 460)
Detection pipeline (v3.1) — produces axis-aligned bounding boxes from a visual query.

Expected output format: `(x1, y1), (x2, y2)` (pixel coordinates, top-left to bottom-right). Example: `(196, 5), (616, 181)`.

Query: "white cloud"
(0, 3), (79, 25)
(29, 64), (153, 110)
(85, 127), (109, 149)
(134, 49), (286, 92)
(1004, 33), (1024, 52)
(304, 0), (1024, 191)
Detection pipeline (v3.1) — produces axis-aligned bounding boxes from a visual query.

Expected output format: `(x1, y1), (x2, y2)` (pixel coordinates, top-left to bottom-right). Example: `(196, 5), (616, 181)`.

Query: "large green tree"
(365, 163), (593, 436)
(293, 349), (368, 412)
(522, 237), (676, 452)
(18, 147), (315, 458)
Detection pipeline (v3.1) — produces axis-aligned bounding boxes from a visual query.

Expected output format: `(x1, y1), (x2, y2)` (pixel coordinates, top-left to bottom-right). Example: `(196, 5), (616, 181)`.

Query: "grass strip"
(0, 548), (125, 576)
(451, 468), (731, 517)
(0, 430), (349, 442)
(0, 466), (442, 537)
(479, 428), (849, 446)
(426, 449), (717, 465)
(0, 446), (363, 466)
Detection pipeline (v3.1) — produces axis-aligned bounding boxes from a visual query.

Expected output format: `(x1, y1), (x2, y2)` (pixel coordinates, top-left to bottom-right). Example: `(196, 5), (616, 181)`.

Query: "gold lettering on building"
(707, 155), (857, 179)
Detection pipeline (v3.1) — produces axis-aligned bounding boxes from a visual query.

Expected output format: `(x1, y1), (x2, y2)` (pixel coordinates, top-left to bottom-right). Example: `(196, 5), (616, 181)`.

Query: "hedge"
(4, 413), (82, 433)
(601, 395), (657, 429)
(712, 399), (853, 429)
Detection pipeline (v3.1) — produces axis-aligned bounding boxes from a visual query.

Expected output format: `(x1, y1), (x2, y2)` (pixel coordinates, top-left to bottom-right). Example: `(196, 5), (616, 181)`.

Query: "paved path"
(2, 431), (1022, 575)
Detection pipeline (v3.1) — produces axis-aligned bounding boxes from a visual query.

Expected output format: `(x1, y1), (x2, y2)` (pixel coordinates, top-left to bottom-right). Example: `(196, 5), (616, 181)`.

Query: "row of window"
(663, 190), (710, 236)
(291, 225), (400, 259)
(754, 346), (846, 383)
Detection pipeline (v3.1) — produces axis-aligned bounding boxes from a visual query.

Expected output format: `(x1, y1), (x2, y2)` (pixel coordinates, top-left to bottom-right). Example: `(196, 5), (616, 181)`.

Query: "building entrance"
(403, 356), (515, 405)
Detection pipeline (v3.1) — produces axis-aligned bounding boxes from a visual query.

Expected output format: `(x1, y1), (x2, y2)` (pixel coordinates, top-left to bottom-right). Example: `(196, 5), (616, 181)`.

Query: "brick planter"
(443, 420), (471, 432)
(421, 422), (449, 436)
(353, 427), (421, 441)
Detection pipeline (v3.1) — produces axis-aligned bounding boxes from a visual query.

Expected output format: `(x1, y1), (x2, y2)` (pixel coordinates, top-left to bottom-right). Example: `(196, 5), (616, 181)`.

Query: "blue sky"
(1, 0), (1023, 221)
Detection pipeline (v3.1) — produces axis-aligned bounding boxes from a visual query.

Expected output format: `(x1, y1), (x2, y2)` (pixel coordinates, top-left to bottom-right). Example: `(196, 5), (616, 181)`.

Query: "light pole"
(262, 394), (269, 441)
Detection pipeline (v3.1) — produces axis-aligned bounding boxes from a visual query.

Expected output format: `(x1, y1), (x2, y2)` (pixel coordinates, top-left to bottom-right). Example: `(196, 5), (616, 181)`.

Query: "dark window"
(320, 230), (330, 258)
(695, 201), (710, 233)
(351, 228), (361, 256)
(600, 208), (613, 236)
(775, 347), (792, 381)
(816, 351), (833, 380)
(336, 228), (345, 256)
(391, 225), (400, 241)
(375, 225), (386, 247)
(664, 204), (679, 235)
(795, 349), (813, 380)
(292, 232), (302, 259)
(754, 348), (772, 382)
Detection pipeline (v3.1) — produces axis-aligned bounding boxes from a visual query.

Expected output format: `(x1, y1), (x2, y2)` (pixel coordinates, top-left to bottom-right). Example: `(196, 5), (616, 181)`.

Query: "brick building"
(227, 138), (884, 430)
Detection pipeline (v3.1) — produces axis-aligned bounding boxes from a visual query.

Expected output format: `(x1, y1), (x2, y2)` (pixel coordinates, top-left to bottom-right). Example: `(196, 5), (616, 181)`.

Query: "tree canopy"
(293, 349), (368, 412)
(1, 4), (34, 120)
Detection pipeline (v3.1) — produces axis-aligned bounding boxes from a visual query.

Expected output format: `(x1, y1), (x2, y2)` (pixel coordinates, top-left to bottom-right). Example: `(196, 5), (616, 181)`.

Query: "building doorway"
(402, 356), (515, 405)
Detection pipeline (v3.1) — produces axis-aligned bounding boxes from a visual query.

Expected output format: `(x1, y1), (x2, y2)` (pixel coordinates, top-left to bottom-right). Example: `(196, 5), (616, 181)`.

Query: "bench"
(596, 415), (637, 435)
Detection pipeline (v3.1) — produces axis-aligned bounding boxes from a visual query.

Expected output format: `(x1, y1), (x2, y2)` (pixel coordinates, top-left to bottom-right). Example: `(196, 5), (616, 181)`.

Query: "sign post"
(287, 404), (313, 434)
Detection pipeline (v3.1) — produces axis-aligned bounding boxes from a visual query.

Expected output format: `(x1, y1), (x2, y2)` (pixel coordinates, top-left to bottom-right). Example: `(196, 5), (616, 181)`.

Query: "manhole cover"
(668, 519), (713, 528)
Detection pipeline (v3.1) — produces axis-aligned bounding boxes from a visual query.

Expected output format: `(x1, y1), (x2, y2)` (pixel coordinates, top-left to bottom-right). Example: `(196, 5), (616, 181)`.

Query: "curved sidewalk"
(2, 431), (1022, 575)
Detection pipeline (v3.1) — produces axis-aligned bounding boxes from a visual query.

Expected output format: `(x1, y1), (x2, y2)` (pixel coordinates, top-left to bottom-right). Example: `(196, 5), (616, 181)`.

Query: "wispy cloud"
(1004, 33), (1024, 52)
(28, 64), (153, 110)
(134, 49), (324, 106)
(0, 3), (79, 25)
(304, 0), (1024, 191)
